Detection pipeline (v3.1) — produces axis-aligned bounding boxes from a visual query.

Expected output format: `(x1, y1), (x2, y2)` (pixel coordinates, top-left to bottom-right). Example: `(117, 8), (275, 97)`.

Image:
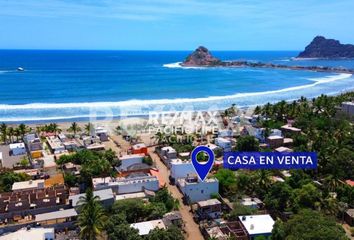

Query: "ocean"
(0, 50), (354, 123)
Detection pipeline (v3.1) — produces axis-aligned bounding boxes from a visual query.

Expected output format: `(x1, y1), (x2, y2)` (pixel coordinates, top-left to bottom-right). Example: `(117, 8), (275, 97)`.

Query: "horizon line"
(0, 48), (302, 52)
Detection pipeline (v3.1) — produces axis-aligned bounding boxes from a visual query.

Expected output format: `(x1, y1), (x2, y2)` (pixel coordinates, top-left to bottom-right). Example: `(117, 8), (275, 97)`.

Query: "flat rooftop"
(12, 179), (45, 191)
(9, 143), (25, 149)
(239, 214), (274, 235)
(69, 189), (114, 207)
(120, 154), (145, 160)
(36, 208), (77, 222)
(197, 198), (221, 207)
(131, 219), (166, 235)
(115, 192), (147, 201)
(0, 227), (54, 240)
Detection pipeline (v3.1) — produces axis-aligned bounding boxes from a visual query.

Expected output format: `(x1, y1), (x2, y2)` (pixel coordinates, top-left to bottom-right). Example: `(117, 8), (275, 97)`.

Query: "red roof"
(345, 180), (354, 187)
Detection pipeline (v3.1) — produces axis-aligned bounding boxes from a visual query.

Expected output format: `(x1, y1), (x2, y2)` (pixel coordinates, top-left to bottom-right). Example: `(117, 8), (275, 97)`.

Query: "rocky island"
(181, 46), (354, 74)
(297, 36), (354, 59)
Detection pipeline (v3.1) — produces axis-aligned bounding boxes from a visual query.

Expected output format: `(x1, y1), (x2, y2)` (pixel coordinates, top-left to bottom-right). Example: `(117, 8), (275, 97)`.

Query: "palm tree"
(78, 188), (106, 240)
(68, 122), (82, 136)
(0, 122), (7, 144)
(7, 127), (14, 143)
(18, 123), (30, 139)
(255, 170), (272, 191)
(85, 123), (94, 135)
(49, 123), (61, 135)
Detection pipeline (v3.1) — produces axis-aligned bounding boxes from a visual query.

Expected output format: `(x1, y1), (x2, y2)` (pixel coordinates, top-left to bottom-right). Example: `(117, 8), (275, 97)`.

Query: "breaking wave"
(0, 73), (352, 122)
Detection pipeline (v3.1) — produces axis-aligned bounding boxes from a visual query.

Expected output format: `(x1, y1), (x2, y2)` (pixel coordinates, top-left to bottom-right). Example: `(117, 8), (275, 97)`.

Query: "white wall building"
(218, 129), (234, 138)
(131, 219), (166, 236)
(170, 159), (195, 181)
(12, 179), (45, 192)
(177, 177), (219, 203)
(215, 137), (232, 152)
(9, 143), (26, 156)
(118, 154), (145, 171)
(46, 136), (66, 154)
(239, 214), (275, 238)
(160, 146), (177, 159)
(92, 174), (159, 194)
(0, 227), (55, 240)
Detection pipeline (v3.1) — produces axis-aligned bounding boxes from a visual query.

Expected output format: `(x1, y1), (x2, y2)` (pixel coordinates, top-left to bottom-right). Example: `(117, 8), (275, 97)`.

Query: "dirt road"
(149, 148), (204, 240)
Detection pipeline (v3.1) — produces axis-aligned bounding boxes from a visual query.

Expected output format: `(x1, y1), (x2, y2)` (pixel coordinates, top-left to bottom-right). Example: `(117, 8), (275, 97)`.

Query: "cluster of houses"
(0, 129), (185, 239)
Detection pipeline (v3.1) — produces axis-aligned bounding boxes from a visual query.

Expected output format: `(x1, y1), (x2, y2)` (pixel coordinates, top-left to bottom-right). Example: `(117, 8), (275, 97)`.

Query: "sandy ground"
(148, 147), (204, 240)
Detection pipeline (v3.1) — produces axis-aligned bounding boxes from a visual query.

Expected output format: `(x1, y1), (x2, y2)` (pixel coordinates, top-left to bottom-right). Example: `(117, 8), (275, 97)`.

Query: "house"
(178, 152), (190, 159)
(266, 136), (284, 149)
(115, 191), (149, 201)
(9, 143), (26, 156)
(118, 154), (145, 171)
(177, 176), (219, 203)
(69, 189), (114, 208)
(340, 101), (354, 116)
(218, 129), (234, 138)
(196, 199), (222, 220)
(92, 173), (160, 194)
(0, 185), (69, 217)
(162, 211), (183, 227)
(215, 138), (232, 152)
(12, 179), (45, 192)
(160, 146), (177, 159)
(241, 197), (263, 209)
(283, 138), (293, 147)
(95, 126), (109, 142)
(203, 143), (220, 152)
(239, 214), (275, 239)
(201, 221), (248, 240)
(0, 227), (55, 240)
(46, 136), (66, 154)
(275, 146), (293, 153)
(281, 124), (301, 134)
(344, 209), (354, 226)
(170, 159), (195, 183)
(35, 208), (77, 226)
(24, 133), (43, 158)
(132, 143), (148, 155)
(131, 219), (166, 236)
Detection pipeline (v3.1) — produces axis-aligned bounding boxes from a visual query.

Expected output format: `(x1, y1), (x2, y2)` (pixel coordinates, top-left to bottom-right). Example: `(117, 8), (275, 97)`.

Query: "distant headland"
(297, 36), (354, 59)
(182, 43), (354, 74)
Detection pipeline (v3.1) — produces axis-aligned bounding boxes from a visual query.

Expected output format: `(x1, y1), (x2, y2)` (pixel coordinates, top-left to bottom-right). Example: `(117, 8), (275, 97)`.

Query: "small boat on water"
(17, 67), (24, 71)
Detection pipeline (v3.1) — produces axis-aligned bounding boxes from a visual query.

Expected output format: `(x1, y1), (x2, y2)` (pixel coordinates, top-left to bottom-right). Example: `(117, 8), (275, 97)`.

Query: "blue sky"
(0, 0), (353, 50)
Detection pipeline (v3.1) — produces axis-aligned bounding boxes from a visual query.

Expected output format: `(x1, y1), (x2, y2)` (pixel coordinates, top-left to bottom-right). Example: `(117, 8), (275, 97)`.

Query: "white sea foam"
(0, 73), (351, 112)
(163, 62), (206, 69)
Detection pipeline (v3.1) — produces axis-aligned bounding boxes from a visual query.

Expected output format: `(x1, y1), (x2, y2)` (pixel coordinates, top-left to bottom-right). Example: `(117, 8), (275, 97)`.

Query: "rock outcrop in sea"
(182, 46), (222, 66)
(181, 46), (354, 74)
(297, 36), (354, 58)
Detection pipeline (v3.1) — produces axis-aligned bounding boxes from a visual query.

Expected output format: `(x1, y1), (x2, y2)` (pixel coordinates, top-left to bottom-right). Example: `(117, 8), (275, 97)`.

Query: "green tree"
(146, 226), (184, 240)
(292, 183), (321, 211)
(0, 122), (7, 144)
(227, 202), (256, 220)
(272, 209), (348, 240)
(150, 187), (179, 212)
(77, 188), (107, 240)
(215, 168), (237, 196)
(68, 122), (82, 136)
(236, 136), (259, 151)
(0, 171), (31, 192)
(264, 182), (292, 212)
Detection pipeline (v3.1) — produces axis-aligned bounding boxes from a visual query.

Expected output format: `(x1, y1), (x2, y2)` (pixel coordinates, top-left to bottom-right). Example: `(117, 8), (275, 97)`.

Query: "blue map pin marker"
(191, 146), (215, 181)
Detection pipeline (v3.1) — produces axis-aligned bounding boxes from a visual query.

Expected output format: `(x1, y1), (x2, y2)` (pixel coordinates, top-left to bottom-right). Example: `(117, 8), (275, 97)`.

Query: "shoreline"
(2, 88), (353, 126)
